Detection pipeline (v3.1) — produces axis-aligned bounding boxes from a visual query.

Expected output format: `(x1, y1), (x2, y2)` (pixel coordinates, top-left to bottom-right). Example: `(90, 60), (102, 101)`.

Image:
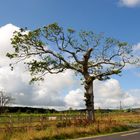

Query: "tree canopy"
(7, 23), (135, 82)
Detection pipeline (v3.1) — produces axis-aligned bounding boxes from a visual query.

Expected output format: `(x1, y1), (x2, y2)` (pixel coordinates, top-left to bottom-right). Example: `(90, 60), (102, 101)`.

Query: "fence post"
(97, 120), (100, 133)
(28, 115), (32, 131)
(40, 116), (44, 129)
(7, 115), (13, 133)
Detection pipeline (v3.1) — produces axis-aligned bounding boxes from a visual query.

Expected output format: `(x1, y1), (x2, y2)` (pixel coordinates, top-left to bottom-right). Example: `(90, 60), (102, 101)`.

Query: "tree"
(7, 23), (137, 122)
(0, 90), (14, 113)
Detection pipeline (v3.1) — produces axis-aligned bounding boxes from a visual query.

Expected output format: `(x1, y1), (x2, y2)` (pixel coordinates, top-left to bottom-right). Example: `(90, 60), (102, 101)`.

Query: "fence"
(0, 112), (132, 132)
(0, 113), (87, 131)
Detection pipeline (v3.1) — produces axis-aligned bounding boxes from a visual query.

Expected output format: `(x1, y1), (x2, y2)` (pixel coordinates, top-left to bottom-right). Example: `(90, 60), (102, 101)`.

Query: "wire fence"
(0, 114), (87, 131)
(0, 112), (138, 132)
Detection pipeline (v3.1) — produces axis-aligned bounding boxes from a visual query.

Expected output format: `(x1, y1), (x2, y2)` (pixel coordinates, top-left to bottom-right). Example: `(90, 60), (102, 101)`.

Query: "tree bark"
(84, 79), (95, 122)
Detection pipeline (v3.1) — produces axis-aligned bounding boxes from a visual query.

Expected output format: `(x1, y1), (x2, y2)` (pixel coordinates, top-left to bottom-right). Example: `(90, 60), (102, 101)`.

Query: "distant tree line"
(1, 106), (58, 114)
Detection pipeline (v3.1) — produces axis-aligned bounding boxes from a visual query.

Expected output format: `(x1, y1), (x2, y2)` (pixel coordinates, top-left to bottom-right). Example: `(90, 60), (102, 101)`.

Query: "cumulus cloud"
(64, 89), (85, 109)
(94, 79), (122, 98)
(94, 79), (140, 109)
(119, 0), (140, 7)
(65, 78), (140, 109)
(94, 79), (123, 109)
(32, 70), (75, 107)
(0, 24), (19, 66)
(0, 24), (76, 109)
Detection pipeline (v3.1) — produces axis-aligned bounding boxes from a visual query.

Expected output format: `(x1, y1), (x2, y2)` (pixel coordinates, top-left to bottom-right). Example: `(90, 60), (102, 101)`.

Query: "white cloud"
(119, 0), (140, 7)
(0, 24), (19, 66)
(64, 79), (124, 109)
(65, 79), (121, 109)
(123, 94), (136, 107)
(64, 78), (140, 109)
(64, 89), (85, 109)
(94, 79), (122, 98)
(94, 79), (140, 109)
(32, 70), (75, 107)
(94, 79), (123, 109)
(0, 24), (76, 108)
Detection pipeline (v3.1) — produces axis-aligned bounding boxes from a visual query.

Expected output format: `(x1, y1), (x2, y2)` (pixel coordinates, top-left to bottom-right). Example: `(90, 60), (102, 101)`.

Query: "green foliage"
(7, 23), (136, 84)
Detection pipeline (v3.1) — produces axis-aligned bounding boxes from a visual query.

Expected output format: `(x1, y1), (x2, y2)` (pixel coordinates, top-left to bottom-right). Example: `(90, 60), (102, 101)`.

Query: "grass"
(0, 122), (131, 140)
(0, 112), (139, 140)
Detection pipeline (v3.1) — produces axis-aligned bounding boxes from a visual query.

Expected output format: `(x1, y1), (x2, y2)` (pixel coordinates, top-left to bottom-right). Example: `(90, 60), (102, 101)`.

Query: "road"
(76, 129), (140, 140)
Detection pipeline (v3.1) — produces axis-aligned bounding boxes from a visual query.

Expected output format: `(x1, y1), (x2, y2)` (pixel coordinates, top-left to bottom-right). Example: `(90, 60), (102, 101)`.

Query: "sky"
(0, 0), (140, 110)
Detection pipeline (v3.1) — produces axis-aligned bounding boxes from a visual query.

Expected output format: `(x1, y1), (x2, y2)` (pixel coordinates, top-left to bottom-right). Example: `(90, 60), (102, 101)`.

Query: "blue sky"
(0, 0), (140, 44)
(0, 0), (140, 109)
(0, 0), (140, 43)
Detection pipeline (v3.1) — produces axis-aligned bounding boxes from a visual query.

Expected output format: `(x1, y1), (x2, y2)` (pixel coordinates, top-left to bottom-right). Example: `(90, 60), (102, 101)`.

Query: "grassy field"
(0, 112), (139, 140)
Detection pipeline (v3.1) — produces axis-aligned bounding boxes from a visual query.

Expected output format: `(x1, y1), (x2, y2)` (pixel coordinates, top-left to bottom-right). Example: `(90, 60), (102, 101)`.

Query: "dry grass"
(0, 119), (130, 140)
(0, 112), (139, 140)
(1, 125), (128, 140)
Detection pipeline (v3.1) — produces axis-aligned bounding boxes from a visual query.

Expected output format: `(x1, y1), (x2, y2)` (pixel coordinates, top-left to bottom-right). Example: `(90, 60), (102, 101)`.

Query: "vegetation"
(0, 91), (14, 114)
(1, 106), (57, 114)
(0, 111), (139, 140)
(7, 23), (138, 121)
(0, 123), (130, 140)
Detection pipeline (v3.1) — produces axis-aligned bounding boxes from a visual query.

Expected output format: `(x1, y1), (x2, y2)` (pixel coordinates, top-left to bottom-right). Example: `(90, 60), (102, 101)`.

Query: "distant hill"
(1, 107), (113, 114)
(0, 106), (58, 114)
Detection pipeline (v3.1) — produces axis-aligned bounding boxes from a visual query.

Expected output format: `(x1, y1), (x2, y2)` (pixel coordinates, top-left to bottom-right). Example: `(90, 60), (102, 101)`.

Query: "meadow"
(0, 110), (139, 140)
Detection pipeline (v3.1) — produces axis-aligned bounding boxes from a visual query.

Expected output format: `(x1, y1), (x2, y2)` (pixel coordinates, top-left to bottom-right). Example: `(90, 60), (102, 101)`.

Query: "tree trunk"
(84, 79), (95, 122)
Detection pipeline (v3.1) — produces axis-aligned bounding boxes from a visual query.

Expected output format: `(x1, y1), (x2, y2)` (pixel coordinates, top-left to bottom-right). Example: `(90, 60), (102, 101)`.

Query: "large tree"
(7, 23), (136, 122)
